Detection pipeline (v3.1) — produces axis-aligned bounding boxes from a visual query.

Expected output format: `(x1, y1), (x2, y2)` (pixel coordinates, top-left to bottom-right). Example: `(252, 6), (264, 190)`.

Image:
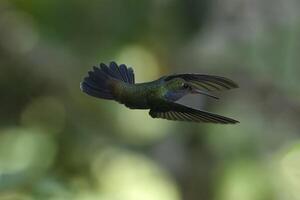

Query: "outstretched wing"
(149, 102), (239, 124)
(164, 74), (238, 91)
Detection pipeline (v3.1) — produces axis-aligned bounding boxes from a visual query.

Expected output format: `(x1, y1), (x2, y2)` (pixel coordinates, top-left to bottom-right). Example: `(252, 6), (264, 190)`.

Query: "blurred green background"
(1, 0), (300, 199)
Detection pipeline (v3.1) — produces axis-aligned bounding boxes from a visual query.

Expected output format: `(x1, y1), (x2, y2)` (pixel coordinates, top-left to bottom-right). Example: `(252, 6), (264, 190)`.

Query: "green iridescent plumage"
(81, 62), (239, 124)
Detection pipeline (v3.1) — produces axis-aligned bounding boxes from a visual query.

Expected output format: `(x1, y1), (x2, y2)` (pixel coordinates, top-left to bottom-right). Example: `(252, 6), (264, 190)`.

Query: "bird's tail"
(80, 61), (135, 99)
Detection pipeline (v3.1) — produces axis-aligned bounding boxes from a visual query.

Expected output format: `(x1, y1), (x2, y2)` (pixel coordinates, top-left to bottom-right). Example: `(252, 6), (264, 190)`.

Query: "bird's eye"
(182, 83), (189, 89)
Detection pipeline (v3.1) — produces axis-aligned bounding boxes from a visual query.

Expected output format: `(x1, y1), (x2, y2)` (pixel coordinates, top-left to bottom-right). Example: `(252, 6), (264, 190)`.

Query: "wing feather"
(164, 74), (238, 91)
(149, 102), (239, 124)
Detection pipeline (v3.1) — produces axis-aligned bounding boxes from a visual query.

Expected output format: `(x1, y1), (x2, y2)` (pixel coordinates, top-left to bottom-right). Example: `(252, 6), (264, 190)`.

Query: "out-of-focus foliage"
(0, 0), (300, 199)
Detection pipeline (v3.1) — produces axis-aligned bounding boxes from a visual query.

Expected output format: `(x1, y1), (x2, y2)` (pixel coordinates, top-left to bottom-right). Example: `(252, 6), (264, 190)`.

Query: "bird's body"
(81, 62), (239, 124)
(110, 79), (161, 109)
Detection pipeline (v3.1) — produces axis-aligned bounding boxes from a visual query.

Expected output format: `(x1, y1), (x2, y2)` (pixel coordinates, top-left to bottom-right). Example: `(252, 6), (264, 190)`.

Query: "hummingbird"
(80, 61), (239, 124)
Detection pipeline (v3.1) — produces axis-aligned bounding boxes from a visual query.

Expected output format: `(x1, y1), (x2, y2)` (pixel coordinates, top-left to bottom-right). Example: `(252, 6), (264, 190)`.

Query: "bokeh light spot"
(279, 143), (300, 200)
(115, 108), (172, 144)
(117, 45), (161, 82)
(91, 147), (181, 200)
(21, 96), (66, 135)
(0, 192), (33, 200)
(0, 10), (39, 54)
(0, 128), (57, 188)
(216, 160), (271, 200)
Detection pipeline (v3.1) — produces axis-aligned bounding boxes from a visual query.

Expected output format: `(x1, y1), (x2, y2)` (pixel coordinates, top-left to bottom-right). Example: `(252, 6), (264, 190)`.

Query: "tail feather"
(100, 63), (114, 77)
(127, 67), (135, 84)
(119, 64), (128, 82)
(80, 81), (114, 99)
(80, 62), (135, 100)
(101, 62), (135, 84)
(108, 62), (124, 80)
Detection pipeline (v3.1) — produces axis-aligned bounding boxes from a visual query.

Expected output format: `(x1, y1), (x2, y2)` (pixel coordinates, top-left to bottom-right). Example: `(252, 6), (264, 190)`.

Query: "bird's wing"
(149, 102), (239, 124)
(164, 74), (238, 91)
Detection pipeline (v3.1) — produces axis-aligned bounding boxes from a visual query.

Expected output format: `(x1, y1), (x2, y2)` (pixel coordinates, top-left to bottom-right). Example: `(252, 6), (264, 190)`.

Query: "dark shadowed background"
(1, 0), (300, 199)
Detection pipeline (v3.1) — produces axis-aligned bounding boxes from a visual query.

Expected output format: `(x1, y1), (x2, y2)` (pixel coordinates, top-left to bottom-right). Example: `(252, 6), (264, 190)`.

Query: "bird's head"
(163, 78), (194, 101)
(165, 78), (192, 92)
(164, 78), (219, 100)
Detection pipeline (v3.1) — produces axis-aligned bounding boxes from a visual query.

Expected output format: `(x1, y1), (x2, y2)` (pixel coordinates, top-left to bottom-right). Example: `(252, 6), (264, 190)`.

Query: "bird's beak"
(189, 85), (219, 100)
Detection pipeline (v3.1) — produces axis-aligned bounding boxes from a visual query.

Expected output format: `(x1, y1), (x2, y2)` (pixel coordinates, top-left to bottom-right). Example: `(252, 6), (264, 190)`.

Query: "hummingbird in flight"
(80, 62), (239, 124)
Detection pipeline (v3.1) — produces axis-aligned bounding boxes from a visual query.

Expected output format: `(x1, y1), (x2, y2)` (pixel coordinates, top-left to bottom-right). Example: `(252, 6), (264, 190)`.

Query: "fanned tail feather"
(99, 62), (135, 84)
(80, 61), (135, 100)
